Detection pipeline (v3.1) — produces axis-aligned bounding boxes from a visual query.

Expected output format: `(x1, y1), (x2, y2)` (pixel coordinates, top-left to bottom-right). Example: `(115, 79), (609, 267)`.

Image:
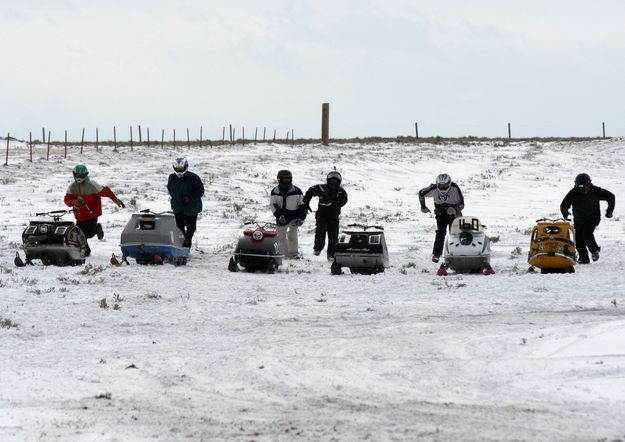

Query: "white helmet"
(173, 157), (189, 178)
(436, 173), (451, 195)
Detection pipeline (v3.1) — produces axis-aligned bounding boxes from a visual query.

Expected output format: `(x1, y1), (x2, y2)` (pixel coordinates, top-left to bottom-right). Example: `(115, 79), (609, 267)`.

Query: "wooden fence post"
(242, 127), (245, 145)
(80, 128), (85, 154)
(147, 127), (150, 147)
(173, 129), (176, 150)
(4, 133), (8, 166)
(113, 126), (117, 151)
(42, 128), (45, 145)
(321, 102), (330, 145)
(254, 127), (258, 145)
(199, 126), (203, 148)
(232, 128), (236, 145)
(602, 122), (606, 138)
(263, 127), (266, 142)
(507, 122), (511, 139)
(29, 132), (33, 162)
(161, 129), (165, 149)
(64, 130), (68, 158)
(186, 128), (190, 149)
(46, 131), (51, 160)
(415, 122), (419, 139)
(138, 125), (142, 143)
(229, 124), (233, 145)
(130, 126), (134, 151)
(273, 129), (276, 143)
(222, 126), (225, 144)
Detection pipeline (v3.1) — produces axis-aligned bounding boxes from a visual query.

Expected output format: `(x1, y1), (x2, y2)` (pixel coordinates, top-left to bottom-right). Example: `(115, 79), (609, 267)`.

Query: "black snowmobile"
(331, 223), (389, 275)
(22, 209), (88, 266)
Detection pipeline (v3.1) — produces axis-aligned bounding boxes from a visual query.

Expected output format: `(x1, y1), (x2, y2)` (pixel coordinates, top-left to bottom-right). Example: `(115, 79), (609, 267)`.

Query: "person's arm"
(337, 187), (348, 207)
(597, 187), (616, 216)
(560, 189), (575, 218)
(455, 185), (465, 213)
(97, 186), (125, 207)
(418, 184), (436, 211)
(190, 173), (205, 200)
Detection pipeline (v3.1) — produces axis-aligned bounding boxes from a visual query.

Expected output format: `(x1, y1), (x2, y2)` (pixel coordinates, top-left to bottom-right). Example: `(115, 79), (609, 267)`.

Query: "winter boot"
(591, 251), (600, 262)
(96, 223), (104, 240)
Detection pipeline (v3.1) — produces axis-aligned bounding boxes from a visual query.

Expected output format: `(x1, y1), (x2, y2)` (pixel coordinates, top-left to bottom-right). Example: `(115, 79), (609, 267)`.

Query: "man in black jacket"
(303, 171), (348, 260)
(560, 173), (615, 264)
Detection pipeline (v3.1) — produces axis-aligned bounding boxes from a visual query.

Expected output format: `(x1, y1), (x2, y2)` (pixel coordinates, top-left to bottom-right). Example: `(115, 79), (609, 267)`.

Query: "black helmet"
(575, 173), (591, 190)
(277, 169), (292, 180)
(326, 171), (342, 183)
(277, 169), (293, 189)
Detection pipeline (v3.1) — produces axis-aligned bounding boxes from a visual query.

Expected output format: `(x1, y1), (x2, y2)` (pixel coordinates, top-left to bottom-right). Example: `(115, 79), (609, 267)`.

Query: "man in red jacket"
(64, 164), (125, 256)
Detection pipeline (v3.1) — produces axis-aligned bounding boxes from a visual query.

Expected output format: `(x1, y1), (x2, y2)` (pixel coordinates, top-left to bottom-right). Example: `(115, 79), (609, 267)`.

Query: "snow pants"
(433, 213), (456, 257)
(314, 213), (339, 258)
(77, 217), (99, 256)
(574, 218), (600, 263)
(174, 212), (198, 247)
(276, 220), (299, 258)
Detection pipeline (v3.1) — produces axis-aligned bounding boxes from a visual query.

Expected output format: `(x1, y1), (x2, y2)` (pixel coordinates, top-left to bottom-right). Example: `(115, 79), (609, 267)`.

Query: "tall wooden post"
(273, 129), (276, 143)
(507, 122), (511, 139)
(64, 130), (68, 158)
(232, 128), (236, 145)
(242, 127), (245, 145)
(113, 126), (117, 151)
(186, 128), (190, 149)
(263, 127), (266, 142)
(254, 127), (258, 145)
(42, 128), (45, 145)
(321, 102), (330, 145)
(29, 131), (33, 162)
(80, 128), (85, 154)
(415, 122), (419, 139)
(46, 131), (51, 160)
(222, 127), (225, 144)
(138, 125), (142, 143)
(602, 122), (606, 138)
(4, 133), (8, 166)
(199, 126), (203, 148)
(173, 129), (176, 150)
(161, 129), (165, 149)
(229, 124), (233, 145)
(95, 128), (99, 152)
(147, 128), (150, 147)
(130, 126), (134, 151)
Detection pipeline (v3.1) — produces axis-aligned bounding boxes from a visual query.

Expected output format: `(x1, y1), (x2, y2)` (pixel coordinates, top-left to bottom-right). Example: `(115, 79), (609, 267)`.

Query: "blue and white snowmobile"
(120, 209), (189, 265)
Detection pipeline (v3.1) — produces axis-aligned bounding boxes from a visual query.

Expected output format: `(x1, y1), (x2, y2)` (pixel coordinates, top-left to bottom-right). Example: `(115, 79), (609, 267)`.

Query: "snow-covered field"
(1, 139), (624, 441)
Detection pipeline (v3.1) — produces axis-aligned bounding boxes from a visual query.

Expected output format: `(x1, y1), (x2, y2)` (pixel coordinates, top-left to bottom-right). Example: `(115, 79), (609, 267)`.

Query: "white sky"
(2, 0), (625, 140)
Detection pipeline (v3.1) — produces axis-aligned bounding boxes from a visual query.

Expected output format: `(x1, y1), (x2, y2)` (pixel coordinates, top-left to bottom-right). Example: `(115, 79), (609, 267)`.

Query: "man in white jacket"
(270, 170), (307, 258)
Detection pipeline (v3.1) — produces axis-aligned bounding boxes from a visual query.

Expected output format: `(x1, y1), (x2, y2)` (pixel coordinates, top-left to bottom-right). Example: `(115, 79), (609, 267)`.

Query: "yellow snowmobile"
(528, 218), (576, 273)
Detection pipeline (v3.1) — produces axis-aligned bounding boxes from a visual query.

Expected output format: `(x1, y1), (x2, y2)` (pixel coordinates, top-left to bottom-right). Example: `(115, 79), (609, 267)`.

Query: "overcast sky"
(2, 0), (625, 140)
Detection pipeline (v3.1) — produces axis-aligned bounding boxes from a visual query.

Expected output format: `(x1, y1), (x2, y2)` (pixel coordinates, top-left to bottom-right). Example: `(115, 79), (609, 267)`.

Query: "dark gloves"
(179, 196), (192, 205)
(294, 219), (305, 227)
(605, 210), (613, 218)
(114, 199), (125, 208)
(277, 215), (287, 226)
(562, 210), (570, 220)
(71, 198), (85, 207)
(421, 207), (431, 214)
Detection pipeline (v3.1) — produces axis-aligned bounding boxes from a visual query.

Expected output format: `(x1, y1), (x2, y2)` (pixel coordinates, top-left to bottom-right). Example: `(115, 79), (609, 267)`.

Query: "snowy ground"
(1, 139), (624, 441)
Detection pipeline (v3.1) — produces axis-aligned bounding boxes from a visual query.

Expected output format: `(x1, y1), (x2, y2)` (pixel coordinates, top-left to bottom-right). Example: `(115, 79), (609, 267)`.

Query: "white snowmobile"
(437, 215), (495, 276)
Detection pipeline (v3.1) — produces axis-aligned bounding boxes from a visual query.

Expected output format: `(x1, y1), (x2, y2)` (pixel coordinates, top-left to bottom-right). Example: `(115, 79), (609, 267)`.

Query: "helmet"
(436, 173), (451, 195)
(277, 169), (293, 190)
(326, 171), (342, 188)
(72, 164), (89, 183)
(173, 157), (189, 178)
(575, 173), (591, 190)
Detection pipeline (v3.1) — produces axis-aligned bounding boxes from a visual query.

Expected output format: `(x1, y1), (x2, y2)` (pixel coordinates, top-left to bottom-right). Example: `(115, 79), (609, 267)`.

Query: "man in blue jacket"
(270, 169), (307, 258)
(167, 157), (205, 248)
